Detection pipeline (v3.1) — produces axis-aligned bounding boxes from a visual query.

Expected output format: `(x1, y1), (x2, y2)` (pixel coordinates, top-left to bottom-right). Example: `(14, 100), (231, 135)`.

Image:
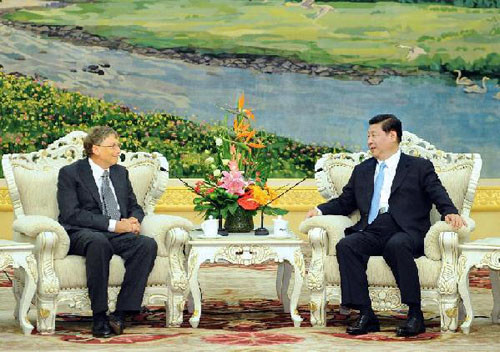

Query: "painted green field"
(4, 0), (500, 73)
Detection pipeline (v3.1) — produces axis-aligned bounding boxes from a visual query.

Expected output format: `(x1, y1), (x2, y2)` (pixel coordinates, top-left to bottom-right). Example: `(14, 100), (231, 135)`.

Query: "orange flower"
(248, 142), (265, 149)
(237, 190), (260, 210)
(245, 130), (256, 143)
(243, 109), (254, 120)
(238, 93), (245, 112)
(234, 118), (250, 134)
(236, 130), (252, 140)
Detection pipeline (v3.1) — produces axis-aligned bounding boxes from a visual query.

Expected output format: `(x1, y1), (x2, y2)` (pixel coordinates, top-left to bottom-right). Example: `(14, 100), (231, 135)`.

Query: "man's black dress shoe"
(92, 319), (113, 338)
(346, 314), (380, 335)
(109, 314), (125, 335)
(396, 315), (426, 337)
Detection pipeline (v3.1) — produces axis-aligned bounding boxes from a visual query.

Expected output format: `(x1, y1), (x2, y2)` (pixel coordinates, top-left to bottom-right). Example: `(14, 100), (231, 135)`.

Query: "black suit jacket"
(318, 153), (458, 254)
(57, 158), (145, 234)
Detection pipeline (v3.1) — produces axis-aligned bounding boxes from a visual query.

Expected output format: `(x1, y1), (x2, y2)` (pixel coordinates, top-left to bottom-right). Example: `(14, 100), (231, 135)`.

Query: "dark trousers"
(335, 213), (421, 309)
(68, 229), (158, 314)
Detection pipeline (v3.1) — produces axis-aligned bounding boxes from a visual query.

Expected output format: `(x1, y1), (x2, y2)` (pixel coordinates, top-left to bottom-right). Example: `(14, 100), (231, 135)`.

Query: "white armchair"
(300, 132), (481, 332)
(2, 131), (193, 334)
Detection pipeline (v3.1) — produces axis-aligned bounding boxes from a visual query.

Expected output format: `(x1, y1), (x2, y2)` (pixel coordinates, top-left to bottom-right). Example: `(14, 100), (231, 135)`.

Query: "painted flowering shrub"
(0, 72), (346, 178)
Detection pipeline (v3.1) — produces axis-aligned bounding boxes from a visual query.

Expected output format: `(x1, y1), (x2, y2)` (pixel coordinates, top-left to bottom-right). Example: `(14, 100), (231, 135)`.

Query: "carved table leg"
(276, 261), (292, 313)
(276, 262), (284, 302)
(17, 253), (37, 335)
(187, 250), (204, 328)
(187, 291), (194, 314)
(288, 249), (305, 327)
(490, 269), (500, 324)
(458, 257), (474, 334)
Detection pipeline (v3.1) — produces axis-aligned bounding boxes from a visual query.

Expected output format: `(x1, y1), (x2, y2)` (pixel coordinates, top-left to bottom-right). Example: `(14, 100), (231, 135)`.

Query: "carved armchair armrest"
(299, 215), (353, 292)
(13, 215), (70, 260)
(300, 215), (354, 256)
(140, 214), (193, 291)
(424, 216), (475, 260)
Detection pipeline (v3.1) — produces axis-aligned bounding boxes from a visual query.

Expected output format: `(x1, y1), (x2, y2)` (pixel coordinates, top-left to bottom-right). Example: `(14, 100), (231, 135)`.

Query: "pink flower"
(220, 170), (247, 195)
(228, 160), (238, 172)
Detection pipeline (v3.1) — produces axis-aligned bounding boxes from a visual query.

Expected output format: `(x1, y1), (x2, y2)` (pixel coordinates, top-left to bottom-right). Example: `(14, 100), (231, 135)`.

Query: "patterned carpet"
(0, 265), (498, 351)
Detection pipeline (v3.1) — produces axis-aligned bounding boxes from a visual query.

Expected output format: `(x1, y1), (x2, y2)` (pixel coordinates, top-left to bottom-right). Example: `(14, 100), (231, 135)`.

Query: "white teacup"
(273, 215), (289, 237)
(201, 216), (218, 237)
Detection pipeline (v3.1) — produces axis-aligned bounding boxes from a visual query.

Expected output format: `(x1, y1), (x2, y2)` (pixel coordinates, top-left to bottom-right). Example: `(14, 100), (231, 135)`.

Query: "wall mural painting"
(0, 0), (499, 178)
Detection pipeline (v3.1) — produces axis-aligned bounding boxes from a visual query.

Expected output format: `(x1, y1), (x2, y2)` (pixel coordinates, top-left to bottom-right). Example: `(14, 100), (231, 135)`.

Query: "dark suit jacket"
(57, 158), (145, 234)
(317, 153), (458, 255)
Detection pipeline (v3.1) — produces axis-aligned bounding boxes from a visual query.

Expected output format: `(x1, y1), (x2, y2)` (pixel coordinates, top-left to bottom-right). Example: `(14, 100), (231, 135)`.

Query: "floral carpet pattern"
(0, 265), (498, 351)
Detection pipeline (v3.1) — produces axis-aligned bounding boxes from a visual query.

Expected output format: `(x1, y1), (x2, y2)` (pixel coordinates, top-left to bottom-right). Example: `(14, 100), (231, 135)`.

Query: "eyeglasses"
(97, 143), (121, 149)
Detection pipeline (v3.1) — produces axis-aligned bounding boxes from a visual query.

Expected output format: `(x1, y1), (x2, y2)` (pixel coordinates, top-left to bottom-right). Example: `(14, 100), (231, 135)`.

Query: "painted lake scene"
(1, 0), (499, 178)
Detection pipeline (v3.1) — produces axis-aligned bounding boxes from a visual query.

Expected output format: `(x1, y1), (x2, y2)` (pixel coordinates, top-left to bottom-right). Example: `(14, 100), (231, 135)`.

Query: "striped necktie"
(101, 170), (121, 220)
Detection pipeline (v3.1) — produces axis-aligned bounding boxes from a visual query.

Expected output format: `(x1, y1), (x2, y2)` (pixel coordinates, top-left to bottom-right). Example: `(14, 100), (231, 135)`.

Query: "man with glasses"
(57, 126), (157, 338)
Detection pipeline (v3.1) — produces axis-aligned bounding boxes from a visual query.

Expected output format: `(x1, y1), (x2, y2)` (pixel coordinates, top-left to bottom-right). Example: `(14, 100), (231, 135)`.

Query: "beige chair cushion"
(13, 168), (60, 220)
(54, 255), (169, 288)
(324, 255), (442, 288)
(127, 165), (156, 208)
(326, 163), (353, 199)
(430, 166), (472, 224)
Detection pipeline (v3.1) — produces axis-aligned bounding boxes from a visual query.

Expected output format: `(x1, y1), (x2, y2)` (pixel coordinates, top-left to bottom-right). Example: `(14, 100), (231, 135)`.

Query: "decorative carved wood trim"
(1, 184), (499, 212)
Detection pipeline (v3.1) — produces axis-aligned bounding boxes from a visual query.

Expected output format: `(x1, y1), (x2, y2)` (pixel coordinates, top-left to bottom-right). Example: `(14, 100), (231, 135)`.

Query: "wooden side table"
(0, 239), (38, 335)
(458, 237), (500, 334)
(186, 231), (305, 328)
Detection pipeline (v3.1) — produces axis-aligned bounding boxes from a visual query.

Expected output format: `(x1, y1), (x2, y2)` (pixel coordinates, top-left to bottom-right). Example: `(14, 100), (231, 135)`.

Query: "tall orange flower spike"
(238, 93), (245, 112)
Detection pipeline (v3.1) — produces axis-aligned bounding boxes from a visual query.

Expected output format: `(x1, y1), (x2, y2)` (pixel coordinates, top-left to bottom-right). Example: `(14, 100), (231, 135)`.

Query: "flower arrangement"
(187, 94), (289, 229)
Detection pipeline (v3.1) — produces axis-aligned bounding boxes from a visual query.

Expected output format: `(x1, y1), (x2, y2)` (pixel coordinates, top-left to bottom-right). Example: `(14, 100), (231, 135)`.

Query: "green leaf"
(228, 202), (239, 215)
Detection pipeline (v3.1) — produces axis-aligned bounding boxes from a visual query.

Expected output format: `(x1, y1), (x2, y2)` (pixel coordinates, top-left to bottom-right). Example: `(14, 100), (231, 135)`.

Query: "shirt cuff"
(315, 207), (323, 216)
(108, 219), (117, 232)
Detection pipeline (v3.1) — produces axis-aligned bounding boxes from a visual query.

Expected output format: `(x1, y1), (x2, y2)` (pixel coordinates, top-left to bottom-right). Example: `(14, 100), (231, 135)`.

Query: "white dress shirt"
(88, 158), (120, 232)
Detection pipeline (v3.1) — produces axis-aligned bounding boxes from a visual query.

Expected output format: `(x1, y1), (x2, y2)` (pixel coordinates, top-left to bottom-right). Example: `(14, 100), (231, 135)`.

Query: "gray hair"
(83, 126), (119, 156)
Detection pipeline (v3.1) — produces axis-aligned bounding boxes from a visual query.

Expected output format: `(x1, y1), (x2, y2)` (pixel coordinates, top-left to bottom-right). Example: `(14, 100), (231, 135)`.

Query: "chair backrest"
(314, 131), (481, 225)
(2, 131), (169, 220)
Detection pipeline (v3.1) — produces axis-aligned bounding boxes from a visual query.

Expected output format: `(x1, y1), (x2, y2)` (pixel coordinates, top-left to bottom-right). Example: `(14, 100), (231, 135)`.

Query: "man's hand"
(306, 208), (320, 218)
(445, 213), (466, 230)
(115, 218), (141, 234)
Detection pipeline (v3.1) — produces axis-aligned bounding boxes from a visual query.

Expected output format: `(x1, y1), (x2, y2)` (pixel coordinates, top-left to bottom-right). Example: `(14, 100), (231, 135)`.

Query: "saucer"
(196, 233), (222, 239)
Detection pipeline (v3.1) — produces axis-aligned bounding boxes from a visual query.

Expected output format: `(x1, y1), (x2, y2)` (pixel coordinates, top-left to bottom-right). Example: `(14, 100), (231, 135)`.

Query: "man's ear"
(92, 145), (99, 156)
(390, 130), (397, 142)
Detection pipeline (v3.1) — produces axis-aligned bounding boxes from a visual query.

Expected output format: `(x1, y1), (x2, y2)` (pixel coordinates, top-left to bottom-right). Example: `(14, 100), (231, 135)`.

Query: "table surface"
(189, 230), (303, 245)
(0, 239), (34, 250)
(460, 237), (500, 249)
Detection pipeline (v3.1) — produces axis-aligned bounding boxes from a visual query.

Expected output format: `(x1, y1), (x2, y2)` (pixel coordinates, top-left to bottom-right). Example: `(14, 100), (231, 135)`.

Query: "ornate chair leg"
(439, 293), (459, 332)
(166, 289), (185, 327)
(35, 233), (60, 335)
(310, 290), (327, 327)
(438, 232), (460, 332)
(36, 296), (58, 334)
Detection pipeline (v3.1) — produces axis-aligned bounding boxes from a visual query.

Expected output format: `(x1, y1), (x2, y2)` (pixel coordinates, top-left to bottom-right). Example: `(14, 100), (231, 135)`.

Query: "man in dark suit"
(57, 126), (158, 338)
(307, 114), (465, 337)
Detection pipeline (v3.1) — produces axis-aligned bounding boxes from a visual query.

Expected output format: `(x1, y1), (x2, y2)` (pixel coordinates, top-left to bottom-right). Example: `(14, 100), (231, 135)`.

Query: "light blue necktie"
(368, 162), (386, 224)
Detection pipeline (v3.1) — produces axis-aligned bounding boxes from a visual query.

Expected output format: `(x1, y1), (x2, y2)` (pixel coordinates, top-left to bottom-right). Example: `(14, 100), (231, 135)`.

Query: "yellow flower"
(249, 185), (274, 206)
